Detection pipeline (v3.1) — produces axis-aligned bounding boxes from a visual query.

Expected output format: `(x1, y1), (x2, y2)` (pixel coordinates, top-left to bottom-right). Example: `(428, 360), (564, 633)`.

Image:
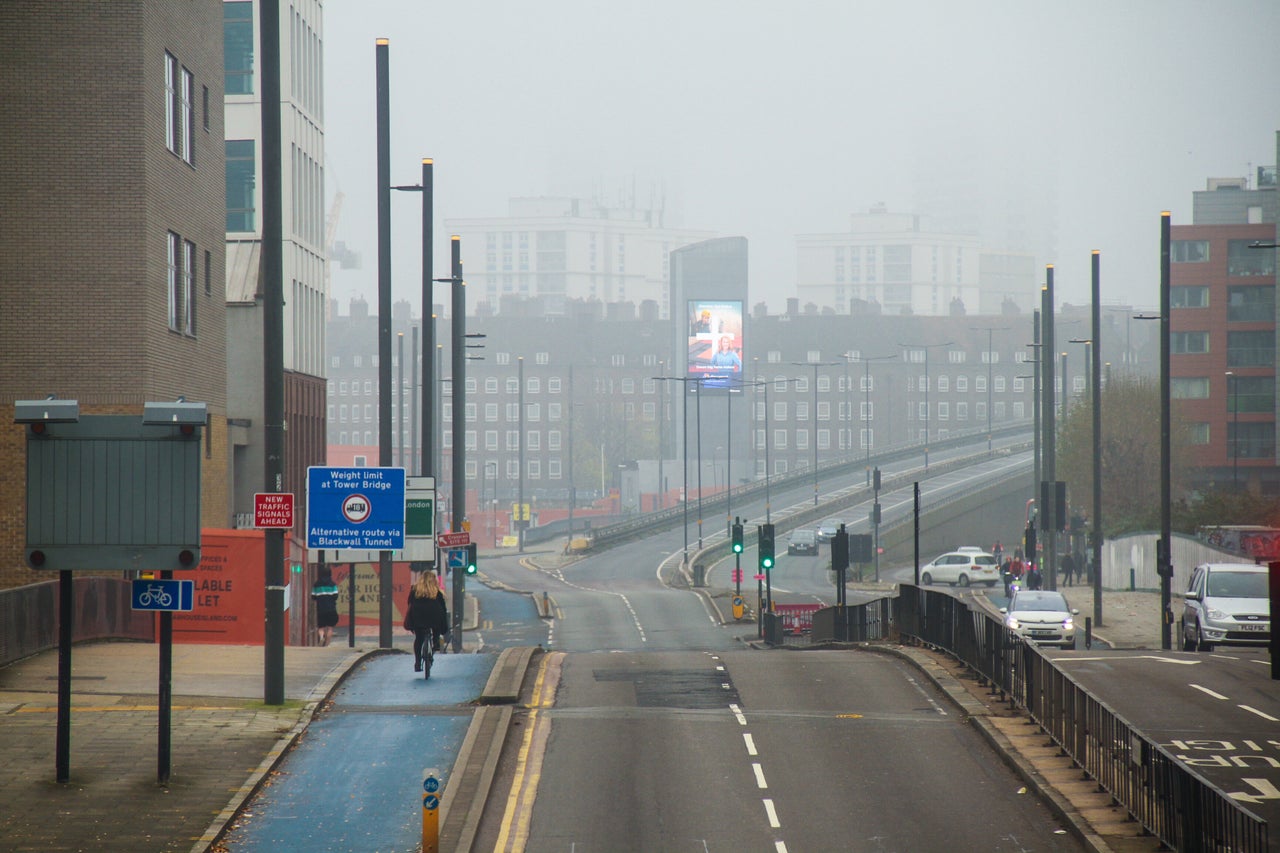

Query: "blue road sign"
(424, 776), (441, 793)
(423, 794), (440, 811)
(306, 467), (406, 550)
(131, 579), (194, 612)
(446, 548), (467, 570)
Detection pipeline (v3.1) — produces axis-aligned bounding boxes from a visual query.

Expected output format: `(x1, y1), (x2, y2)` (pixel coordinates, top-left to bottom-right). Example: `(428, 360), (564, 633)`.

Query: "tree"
(1055, 375), (1192, 537)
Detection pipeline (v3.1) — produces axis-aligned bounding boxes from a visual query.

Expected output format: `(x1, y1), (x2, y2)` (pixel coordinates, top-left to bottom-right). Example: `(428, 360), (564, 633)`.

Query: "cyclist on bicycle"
(407, 569), (450, 673)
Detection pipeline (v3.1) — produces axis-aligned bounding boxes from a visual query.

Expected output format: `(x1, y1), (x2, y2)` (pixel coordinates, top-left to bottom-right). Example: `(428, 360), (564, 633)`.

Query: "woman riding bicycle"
(407, 569), (450, 673)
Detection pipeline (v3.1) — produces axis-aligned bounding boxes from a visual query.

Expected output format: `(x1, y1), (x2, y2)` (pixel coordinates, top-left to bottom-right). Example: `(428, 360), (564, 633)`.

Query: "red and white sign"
(254, 493), (295, 529)
(437, 531), (470, 548)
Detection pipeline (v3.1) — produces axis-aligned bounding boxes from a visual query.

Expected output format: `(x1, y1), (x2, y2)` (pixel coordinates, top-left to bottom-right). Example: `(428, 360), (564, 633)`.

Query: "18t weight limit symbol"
(342, 494), (371, 524)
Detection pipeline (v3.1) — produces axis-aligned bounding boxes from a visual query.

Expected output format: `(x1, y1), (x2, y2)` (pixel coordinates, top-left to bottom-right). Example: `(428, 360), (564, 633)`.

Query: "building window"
(549, 459), (561, 479)
(548, 430), (561, 450)
(548, 377), (561, 393)
(1233, 376), (1275, 414)
(1171, 285), (1209, 309)
(226, 140), (256, 231)
(1188, 423), (1210, 445)
(774, 429), (788, 449)
(1227, 285), (1275, 322)
(796, 429), (808, 450)
(224, 2), (255, 94)
(1230, 422), (1274, 458)
(182, 239), (196, 334)
(164, 53), (177, 153)
(1171, 240), (1209, 263)
(1171, 332), (1209, 354)
(1228, 240), (1276, 277)
(1227, 331), (1275, 367)
(484, 403), (498, 422)
(485, 377), (498, 393)
(1171, 377), (1210, 399)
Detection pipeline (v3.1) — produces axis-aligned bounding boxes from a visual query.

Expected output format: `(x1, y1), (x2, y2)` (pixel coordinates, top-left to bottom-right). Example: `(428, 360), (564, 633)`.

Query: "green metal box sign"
(24, 416), (203, 571)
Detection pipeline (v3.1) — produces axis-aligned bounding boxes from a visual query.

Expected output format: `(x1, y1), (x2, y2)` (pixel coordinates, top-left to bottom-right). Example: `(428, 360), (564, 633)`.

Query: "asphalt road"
(1051, 646), (1280, 830)
(475, 649), (1083, 852)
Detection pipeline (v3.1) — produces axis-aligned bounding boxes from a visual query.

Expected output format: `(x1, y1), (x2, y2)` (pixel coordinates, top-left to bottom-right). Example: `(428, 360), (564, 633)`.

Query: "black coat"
(408, 588), (449, 634)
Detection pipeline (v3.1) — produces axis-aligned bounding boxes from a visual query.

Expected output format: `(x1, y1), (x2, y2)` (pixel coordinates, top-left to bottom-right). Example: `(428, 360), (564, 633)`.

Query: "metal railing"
(894, 587), (1268, 853)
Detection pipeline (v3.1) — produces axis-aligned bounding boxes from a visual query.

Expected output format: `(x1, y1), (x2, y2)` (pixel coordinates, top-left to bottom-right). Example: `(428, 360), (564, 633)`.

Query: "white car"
(1001, 590), (1078, 649)
(920, 551), (1000, 587)
(1182, 562), (1270, 651)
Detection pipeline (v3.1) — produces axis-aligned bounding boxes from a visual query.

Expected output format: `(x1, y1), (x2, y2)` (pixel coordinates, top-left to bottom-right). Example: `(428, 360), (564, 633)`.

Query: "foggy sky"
(323, 0), (1280, 317)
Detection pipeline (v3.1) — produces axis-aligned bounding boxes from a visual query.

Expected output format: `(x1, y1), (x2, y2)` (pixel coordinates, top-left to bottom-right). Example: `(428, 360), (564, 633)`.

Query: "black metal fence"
(892, 586), (1269, 853)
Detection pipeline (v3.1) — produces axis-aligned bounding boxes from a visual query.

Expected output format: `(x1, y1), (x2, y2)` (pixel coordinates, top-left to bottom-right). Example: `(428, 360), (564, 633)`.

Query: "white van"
(1181, 563), (1270, 651)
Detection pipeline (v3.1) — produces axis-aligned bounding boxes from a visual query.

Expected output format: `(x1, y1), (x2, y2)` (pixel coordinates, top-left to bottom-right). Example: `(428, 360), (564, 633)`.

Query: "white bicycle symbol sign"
(137, 584), (174, 607)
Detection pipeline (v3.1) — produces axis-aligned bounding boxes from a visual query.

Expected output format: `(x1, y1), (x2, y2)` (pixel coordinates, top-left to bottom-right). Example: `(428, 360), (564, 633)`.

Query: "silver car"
(1182, 562), (1270, 651)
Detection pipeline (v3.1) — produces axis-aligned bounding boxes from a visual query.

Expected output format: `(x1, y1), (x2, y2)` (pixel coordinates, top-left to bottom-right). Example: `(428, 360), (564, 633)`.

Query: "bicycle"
(138, 584), (173, 608)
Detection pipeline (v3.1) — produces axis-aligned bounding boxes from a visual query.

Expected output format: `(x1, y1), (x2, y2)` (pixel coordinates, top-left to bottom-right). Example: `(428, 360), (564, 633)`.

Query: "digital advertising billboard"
(687, 299), (744, 391)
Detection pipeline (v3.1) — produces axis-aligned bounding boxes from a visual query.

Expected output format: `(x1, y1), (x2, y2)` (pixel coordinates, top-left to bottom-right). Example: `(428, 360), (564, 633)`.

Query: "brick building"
(0, 2), (229, 590)
(1171, 160), (1280, 494)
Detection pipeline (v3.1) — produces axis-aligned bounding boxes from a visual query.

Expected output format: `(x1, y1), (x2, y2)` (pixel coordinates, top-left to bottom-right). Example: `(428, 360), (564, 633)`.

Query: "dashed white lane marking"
(730, 703), (747, 726)
(743, 733), (757, 756)
(753, 762), (768, 789)
(1190, 683), (1229, 701)
(905, 675), (948, 716)
(1240, 705), (1280, 722)
(775, 843), (789, 853)
(763, 798), (781, 828)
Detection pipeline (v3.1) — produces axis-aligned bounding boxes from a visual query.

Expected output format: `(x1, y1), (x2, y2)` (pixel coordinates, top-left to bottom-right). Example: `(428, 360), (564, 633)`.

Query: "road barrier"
(893, 586), (1268, 853)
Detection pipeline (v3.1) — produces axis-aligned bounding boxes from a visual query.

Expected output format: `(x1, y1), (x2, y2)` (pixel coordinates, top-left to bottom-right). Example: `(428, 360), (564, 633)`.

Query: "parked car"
(1182, 562), (1270, 651)
(920, 551), (1000, 587)
(1001, 590), (1078, 649)
(816, 519), (845, 542)
(787, 529), (819, 556)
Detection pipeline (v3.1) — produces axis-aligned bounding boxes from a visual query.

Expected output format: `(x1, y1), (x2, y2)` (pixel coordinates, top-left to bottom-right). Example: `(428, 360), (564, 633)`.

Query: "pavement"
(0, 569), (1183, 853)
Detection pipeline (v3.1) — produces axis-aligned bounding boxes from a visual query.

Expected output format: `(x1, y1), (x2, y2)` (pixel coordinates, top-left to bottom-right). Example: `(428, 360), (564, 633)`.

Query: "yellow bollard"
(422, 766), (442, 853)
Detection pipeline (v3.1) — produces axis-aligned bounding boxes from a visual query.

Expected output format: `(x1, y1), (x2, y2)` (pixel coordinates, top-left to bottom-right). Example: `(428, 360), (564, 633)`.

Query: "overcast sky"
(323, 0), (1280, 316)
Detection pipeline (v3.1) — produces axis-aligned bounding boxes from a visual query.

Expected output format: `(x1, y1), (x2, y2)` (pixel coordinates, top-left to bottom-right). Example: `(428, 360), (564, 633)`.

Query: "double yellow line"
(493, 652), (560, 851)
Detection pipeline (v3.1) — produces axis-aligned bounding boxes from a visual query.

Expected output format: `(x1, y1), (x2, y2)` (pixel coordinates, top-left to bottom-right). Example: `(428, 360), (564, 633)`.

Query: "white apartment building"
(796, 207), (985, 317)
(223, 0), (329, 524)
(223, 0), (327, 377)
(446, 197), (714, 318)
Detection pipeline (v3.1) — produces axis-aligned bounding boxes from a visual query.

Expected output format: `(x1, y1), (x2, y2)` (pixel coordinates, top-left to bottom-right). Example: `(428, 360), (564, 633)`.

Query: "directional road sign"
(446, 548), (468, 571)
(438, 531), (470, 548)
(306, 467), (406, 551)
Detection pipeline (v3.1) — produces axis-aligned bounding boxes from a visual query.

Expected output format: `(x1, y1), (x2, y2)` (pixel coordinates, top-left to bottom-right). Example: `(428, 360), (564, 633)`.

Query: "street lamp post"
(792, 361), (840, 505)
(969, 326), (1008, 452)
(1226, 371), (1239, 489)
(517, 356), (525, 553)
(845, 353), (896, 485)
(898, 342), (952, 469)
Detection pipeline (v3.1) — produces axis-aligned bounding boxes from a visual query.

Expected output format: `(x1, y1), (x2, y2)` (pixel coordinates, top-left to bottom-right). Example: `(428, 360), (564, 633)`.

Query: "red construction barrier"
(774, 603), (822, 635)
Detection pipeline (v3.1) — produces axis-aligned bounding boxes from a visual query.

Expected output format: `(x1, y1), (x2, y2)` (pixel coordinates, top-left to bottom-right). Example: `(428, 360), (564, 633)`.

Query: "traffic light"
(758, 523), (775, 570)
(731, 521), (744, 554)
(465, 543), (478, 575)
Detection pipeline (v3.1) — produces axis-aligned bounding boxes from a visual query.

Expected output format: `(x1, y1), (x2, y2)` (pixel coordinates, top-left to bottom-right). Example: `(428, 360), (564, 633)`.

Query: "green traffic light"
(733, 543), (743, 553)
(761, 557), (773, 569)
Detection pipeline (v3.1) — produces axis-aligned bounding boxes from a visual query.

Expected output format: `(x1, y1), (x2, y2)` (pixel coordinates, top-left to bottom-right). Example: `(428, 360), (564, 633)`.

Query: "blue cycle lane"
(220, 651), (496, 853)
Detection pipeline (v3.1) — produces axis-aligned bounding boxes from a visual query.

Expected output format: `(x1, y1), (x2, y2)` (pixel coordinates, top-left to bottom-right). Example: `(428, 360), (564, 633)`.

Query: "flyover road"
(705, 450), (1030, 606)
(471, 648), (1083, 852)
(1048, 645), (1280, 843)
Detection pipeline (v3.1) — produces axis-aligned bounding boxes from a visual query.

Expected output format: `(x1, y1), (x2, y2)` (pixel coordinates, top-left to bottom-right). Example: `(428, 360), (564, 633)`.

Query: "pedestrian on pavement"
(407, 569), (450, 671)
(311, 566), (340, 647)
(992, 540), (1004, 564)
(1060, 552), (1076, 586)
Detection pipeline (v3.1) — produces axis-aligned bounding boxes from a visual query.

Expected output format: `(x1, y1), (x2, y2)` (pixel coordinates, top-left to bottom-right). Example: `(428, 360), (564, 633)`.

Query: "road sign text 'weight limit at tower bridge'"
(306, 467), (406, 551)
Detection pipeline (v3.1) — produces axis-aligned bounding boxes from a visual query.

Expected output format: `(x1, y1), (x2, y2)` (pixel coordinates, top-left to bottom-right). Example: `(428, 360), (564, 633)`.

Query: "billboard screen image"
(687, 299), (743, 390)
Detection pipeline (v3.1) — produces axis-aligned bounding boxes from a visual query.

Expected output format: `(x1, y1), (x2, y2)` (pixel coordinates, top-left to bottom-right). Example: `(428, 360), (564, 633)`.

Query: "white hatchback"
(920, 551), (1000, 587)
(1001, 590), (1078, 649)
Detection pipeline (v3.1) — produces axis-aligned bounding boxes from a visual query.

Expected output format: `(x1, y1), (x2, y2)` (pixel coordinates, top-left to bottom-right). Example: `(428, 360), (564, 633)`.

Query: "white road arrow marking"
(1229, 778), (1280, 804)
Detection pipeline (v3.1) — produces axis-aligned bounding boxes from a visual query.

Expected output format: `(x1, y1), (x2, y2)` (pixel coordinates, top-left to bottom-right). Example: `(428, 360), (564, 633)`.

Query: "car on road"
(816, 519), (845, 542)
(787, 529), (819, 556)
(919, 550), (1000, 587)
(1001, 590), (1078, 648)
(1182, 562), (1270, 651)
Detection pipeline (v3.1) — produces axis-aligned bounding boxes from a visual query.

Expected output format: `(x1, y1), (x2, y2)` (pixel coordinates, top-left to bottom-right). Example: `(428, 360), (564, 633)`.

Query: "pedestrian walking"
(992, 540), (1004, 565)
(311, 566), (340, 647)
(1060, 552), (1076, 587)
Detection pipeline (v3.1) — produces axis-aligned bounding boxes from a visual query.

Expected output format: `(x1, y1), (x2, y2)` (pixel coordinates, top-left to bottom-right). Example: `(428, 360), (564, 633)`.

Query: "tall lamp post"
(969, 326), (1008, 452)
(1225, 371), (1239, 489)
(844, 353), (896, 484)
(654, 376), (707, 560)
(517, 356), (525, 553)
(792, 361), (840, 505)
(897, 341), (952, 469)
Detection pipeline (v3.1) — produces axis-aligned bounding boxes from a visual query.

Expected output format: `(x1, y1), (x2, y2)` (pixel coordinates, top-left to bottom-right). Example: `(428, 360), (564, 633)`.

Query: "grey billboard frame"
(21, 411), (205, 572)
